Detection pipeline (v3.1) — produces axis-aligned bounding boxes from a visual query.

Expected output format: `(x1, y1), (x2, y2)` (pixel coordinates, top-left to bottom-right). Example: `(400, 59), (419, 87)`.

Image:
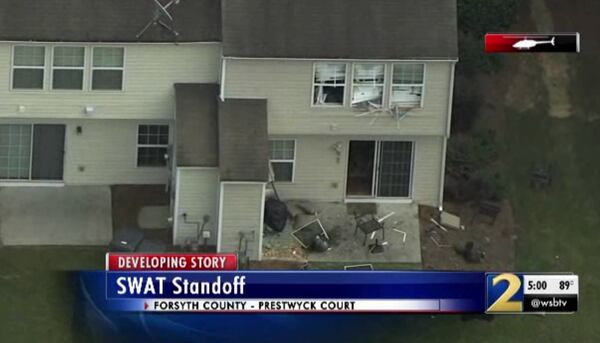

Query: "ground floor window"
(346, 140), (413, 198)
(269, 140), (295, 182)
(137, 125), (169, 167)
(0, 124), (65, 181)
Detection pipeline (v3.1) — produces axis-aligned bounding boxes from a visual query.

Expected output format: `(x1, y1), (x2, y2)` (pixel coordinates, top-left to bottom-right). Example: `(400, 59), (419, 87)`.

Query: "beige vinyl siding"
(218, 183), (265, 260)
(0, 43), (221, 120)
(411, 136), (444, 206)
(224, 59), (452, 136)
(174, 168), (219, 245)
(271, 135), (443, 207)
(271, 135), (347, 202)
(0, 118), (170, 184)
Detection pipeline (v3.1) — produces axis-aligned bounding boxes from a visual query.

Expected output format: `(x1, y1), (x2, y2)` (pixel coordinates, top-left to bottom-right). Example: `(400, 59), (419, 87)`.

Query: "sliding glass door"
(346, 140), (413, 198)
(0, 124), (65, 181)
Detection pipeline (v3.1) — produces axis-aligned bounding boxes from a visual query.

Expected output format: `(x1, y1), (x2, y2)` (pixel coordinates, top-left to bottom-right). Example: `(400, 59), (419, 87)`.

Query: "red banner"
(106, 253), (238, 271)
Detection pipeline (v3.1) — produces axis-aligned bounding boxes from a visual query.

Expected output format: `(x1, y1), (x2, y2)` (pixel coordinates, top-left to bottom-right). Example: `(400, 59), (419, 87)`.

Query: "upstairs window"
(137, 125), (169, 167)
(313, 63), (346, 106)
(390, 64), (425, 108)
(12, 46), (45, 89)
(52, 47), (85, 90)
(351, 63), (385, 107)
(269, 140), (296, 182)
(92, 47), (124, 90)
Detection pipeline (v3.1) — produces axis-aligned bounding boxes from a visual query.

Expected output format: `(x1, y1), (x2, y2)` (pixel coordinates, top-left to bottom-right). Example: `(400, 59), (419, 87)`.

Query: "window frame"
(269, 139), (296, 183)
(51, 46), (86, 91)
(311, 62), (348, 108)
(11, 45), (47, 91)
(350, 62), (387, 108)
(91, 46), (125, 91)
(389, 63), (426, 109)
(136, 124), (170, 168)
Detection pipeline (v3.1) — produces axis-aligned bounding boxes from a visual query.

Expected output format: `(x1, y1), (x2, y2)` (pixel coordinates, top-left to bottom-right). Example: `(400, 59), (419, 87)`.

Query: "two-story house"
(0, 0), (457, 260)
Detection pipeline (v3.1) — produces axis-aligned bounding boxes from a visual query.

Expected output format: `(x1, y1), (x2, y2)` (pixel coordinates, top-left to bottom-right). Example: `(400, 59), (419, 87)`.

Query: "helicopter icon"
(513, 36), (556, 50)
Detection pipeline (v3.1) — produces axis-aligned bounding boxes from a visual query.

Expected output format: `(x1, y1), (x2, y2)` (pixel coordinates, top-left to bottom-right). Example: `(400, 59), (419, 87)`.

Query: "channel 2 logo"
(486, 273), (524, 313)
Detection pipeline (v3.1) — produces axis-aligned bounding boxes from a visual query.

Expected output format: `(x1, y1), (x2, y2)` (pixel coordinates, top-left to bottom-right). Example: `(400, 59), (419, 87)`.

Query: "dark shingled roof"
(174, 83), (219, 167)
(0, 0), (221, 42)
(218, 99), (269, 182)
(222, 0), (458, 59)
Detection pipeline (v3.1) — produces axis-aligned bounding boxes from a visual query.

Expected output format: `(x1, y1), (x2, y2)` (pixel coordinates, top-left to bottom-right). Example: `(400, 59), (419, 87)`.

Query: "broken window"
(137, 125), (169, 167)
(92, 47), (124, 90)
(351, 63), (385, 107)
(390, 64), (425, 108)
(12, 46), (45, 89)
(269, 140), (295, 182)
(313, 63), (346, 106)
(52, 46), (85, 90)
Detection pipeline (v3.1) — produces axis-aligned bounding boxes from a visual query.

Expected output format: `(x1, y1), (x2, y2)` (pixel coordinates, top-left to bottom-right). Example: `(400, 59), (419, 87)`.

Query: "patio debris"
(376, 211), (395, 223)
(296, 202), (318, 215)
(454, 241), (486, 263)
(291, 218), (330, 250)
(471, 201), (501, 225)
(344, 264), (374, 271)
(430, 218), (448, 232)
(264, 198), (289, 232)
(368, 239), (386, 254)
(393, 229), (407, 243)
(440, 211), (462, 230)
(428, 230), (450, 248)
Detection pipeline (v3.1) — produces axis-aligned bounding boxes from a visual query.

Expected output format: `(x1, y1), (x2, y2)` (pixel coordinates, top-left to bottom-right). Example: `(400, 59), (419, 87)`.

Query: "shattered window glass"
(391, 64), (425, 108)
(313, 63), (346, 106)
(352, 63), (385, 107)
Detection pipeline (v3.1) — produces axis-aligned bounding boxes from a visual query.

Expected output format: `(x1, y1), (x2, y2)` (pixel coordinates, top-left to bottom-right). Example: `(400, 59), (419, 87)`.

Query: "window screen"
(352, 64), (385, 107)
(269, 140), (295, 182)
(92, 47), (124, 90)
(377, 141), (413, 197)
(313, 63), (346, 106)
(391, 64), (425, 108)
(137, 125), (169, 167)
(0, 125), (32, 179)
(12, 46), (45, 89)
(52, 47), (85, 90)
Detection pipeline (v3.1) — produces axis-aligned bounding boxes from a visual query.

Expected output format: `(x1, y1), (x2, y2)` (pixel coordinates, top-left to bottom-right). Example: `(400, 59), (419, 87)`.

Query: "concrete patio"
(262, 201), (421, 264)
(0, 186), (112, 245)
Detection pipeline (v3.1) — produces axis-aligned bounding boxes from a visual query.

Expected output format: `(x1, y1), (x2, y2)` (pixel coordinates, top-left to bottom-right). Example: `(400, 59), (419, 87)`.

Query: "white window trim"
(269, 139), (296, 183)
(389, 63), (426, 109)
(311, 62), (348, 108)
(136, 124), (170, 168)
(90, 46), (126, 91)
(10, 45), (46, 91)
(50, 46), (86, 91)
(351, 62), (387, 108)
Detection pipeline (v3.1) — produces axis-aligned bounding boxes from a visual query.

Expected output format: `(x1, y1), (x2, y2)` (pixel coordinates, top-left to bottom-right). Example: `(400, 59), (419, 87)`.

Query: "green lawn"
(0, 247), (105, 343)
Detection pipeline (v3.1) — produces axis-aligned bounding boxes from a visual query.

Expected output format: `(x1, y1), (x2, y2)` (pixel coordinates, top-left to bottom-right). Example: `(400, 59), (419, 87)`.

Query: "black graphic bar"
(523, 294), (578, 313)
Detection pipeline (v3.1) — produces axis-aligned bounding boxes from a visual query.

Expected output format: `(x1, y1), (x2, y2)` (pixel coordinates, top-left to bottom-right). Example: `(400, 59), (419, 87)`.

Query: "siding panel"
(271, 135), (443, 206)
(0, 118), (170, 185)
(219, 183), (264, 260)
(0, 43), (221, 120)
(174, 168), (219, 245)
(224, 59), (452, 136)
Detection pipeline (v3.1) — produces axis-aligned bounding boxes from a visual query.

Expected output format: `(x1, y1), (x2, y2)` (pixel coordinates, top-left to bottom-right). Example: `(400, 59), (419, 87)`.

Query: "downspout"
(438, 61), (457, 211)
(219, 57), (227, 101)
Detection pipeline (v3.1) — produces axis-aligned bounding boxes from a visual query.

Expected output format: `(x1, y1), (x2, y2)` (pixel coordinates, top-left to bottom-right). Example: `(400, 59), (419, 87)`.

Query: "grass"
(0, 247), (105, 343)
(363, 108), (599, 342)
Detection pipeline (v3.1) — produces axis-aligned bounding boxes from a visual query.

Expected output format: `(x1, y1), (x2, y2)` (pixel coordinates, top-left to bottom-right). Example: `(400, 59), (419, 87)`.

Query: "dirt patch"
(530, 0), (573, 118)
(419, 202), (516, 271)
